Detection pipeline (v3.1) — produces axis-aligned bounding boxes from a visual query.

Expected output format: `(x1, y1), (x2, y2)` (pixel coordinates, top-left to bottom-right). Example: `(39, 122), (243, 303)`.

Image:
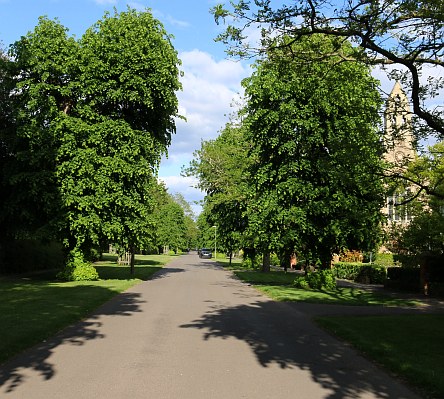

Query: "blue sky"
(1, 1), (440, 216)
(0, 0), (251, 214)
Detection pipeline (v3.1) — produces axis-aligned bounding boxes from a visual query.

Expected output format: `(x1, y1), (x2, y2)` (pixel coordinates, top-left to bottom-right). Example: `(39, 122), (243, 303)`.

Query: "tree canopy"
(187, 35), (386, 269)
(242, 35), (385, 267)
(213, 0), (444, 140)
(183, 121), (252, 259)
(0, 9), (182, 276)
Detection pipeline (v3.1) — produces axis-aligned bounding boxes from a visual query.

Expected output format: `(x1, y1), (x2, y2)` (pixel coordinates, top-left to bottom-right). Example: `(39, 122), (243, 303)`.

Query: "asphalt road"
(0, 254), (423, 398)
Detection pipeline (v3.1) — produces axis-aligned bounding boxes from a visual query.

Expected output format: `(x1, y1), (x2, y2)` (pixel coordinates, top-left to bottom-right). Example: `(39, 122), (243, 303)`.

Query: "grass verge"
(0, 254), (173, 365)
(234, 270), (421, 306)
(315, 315), (444, 399)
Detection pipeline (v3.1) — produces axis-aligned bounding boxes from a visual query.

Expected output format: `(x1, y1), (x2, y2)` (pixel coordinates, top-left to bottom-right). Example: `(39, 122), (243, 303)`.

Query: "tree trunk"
(420, 257), (430, 296)
(130, 246), (135, 275)
(262, 251), (271, 273)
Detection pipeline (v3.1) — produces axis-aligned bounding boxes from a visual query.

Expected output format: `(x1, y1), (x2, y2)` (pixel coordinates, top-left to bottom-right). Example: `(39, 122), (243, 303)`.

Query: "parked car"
(199, 248), (213, 259)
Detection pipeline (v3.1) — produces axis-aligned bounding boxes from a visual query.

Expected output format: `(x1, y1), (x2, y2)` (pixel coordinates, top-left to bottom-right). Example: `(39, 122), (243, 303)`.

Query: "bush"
(57, 250), (99, 281)
(332, 262), (362, 280)
(241, 257), (260, 270)
(333, 262), (387, 284)
(293, 270), (336, 290)
(357, 265), (387, 284)
(374, 253), (400, 267)
(293, 276), (310, 289)
(270, 253), (280, 267)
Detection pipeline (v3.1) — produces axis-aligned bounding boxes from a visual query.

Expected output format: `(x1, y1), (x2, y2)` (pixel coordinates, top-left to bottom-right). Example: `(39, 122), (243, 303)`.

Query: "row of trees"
(0, 9), (195, 277)
(185, 35), (386, 270)
(187, 0), (443, 269)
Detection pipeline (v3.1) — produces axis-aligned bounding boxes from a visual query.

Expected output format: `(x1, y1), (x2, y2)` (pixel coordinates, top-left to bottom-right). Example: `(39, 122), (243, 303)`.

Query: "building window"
(386, 194), (412, 223)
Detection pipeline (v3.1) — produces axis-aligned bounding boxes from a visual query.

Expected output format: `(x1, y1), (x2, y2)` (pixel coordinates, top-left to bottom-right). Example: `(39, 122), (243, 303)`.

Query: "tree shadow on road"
(0, 287), (144, 393)
(180, 300), (417, 399)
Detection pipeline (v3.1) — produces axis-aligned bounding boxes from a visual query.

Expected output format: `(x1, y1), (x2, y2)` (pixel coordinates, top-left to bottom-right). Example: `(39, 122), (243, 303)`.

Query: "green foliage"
(293, 270), (336, 290)
(270, 253), (280, 266)
(293, 276), (310, 290)
(184, 122), (251, 255)
(213, 0), (444, 139)
(333, 262), (387, 284)
(241, 257), (260, 270)
(56, 250), (99, 281)
(242, 35), (385, 266)
(151, 182), (189, 252)
(373, 253), (398, 267)
(0, 9), (181, 262)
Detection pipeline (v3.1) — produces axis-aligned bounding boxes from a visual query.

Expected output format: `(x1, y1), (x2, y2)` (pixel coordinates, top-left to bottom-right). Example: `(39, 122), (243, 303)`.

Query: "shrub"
(270, 253), (280, 267)
(356, 265), (387, 284)
(293, 270), (336, 290)
(293, 276), (310, 289)
(374, 253), (401, 267)
(333, 262), (387, 284)
(332, 262), (362, 280)
(320, 270), (337, 290)
(57, 250), (99, 281)
(306, 271), (323, 289)
(241, 257), (260, 270)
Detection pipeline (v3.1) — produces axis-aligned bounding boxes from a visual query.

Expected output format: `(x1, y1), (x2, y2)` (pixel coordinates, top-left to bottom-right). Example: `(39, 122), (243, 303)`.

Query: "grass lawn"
(234, 270), (421, 307)
(215, 256), (243, 269)
(0, 253), (174, 365)
(234, 269), (442, 397)
(315, 315), (444, 399)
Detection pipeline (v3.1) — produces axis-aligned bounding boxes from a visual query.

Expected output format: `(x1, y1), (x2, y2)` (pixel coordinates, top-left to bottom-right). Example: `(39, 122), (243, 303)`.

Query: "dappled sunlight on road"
(180, 300), (419, 399)
(0, 290), (144, 393)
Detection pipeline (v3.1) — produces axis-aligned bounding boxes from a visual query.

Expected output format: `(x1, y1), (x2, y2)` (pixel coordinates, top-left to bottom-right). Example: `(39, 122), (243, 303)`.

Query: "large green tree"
(184, 122), (252, 262)
(151, 183), (188, 254)
(242, 35), (385, 268)
(1, 9), (182, 276)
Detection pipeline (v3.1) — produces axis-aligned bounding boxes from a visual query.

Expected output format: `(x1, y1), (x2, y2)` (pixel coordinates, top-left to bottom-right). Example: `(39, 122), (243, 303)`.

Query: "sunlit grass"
(0, 253), (173, 364)
(234, 270), (421, 307)
(215, 256), (243, 270)
(316, 315), (444, 399)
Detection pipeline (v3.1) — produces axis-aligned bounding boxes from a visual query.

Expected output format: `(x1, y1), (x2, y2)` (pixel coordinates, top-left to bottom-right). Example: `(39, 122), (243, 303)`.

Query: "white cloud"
(158, 49), (250, 214)
(151, 9), (190, 29)
(93, 0), (117, 5)
(158, 175), (203, 216)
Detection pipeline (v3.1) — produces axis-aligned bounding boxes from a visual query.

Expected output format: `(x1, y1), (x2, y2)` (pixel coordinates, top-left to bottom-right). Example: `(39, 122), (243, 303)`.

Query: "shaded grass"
(215, 257), (243, 270)
(0, 254), (173, 364)
(234, 270), (421, 307)
(315, 315), (444, 399)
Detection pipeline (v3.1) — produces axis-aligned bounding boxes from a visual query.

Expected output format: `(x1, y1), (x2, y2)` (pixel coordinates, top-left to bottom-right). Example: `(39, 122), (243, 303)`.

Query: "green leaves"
(242, 35), (385, 265)
(1, 9), (182, 268)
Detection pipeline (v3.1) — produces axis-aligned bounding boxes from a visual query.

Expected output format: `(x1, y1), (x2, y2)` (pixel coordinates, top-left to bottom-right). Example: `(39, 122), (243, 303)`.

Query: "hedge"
(332, 262), (387, 284)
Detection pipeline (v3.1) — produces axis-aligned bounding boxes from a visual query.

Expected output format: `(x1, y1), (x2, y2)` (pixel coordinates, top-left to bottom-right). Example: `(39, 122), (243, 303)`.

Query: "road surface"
(0, 254), (422, 398)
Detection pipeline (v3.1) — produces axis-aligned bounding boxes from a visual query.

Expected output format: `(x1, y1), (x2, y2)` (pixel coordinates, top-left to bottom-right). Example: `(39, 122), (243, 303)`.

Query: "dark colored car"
(199, 248), (213, 259)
